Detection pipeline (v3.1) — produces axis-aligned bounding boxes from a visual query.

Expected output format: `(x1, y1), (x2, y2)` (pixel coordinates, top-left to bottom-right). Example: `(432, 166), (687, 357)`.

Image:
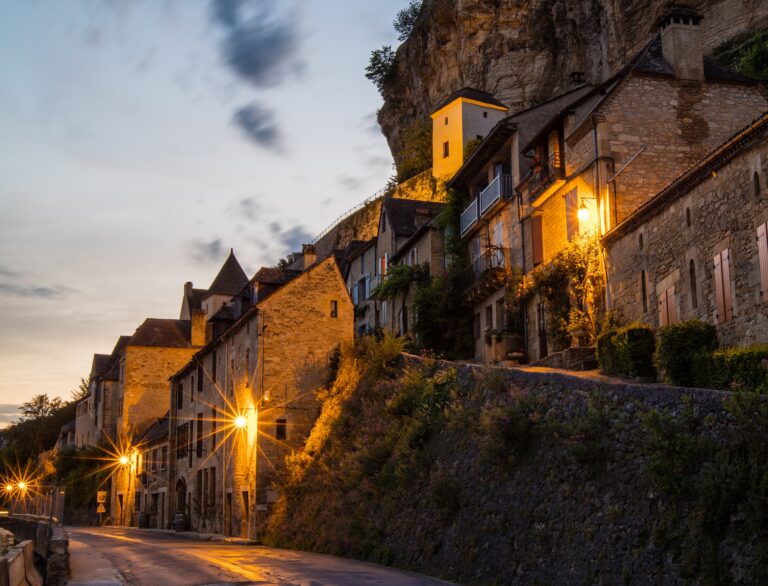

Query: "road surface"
(67, 526), (450, 585)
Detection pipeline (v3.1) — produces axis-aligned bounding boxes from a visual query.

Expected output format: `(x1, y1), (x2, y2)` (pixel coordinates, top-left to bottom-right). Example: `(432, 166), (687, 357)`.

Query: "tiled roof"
(207, 250), (248, 296)
(251, 267), (302, 285)
(434, 87), (507, 112)
(90, 354), (111, 379)
(128, 318), (191, 348)
(382, 199), (446, 238)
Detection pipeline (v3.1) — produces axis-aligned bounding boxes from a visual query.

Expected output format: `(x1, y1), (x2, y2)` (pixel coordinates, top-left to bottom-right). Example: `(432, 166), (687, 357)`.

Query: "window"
(330, 300), (338, 318)
(189, 376), (194, 403)
(755, 171), (762, 198)
(160, 446), (168, 471)
(444, 116), (448, 125)
(176, 383), (184, 410)
(276, 419), (287, 440)
(245, 348), (250, 373)
(210, 408), (216, 453)
(639, 233), (644, 250)
(360, 253), (365, 272)
(399, 308), (408, 333)
(689, 260), (698, 309)
(531, 215), (544, 265)
(686, 207), (692, 227)
(196, 414), (203, 458)
(380, 253), (388, 276)
(658, 285), (677, 326)
(564, 189), (579, 242)
(151, 448), (157, 472)
(381, 212), (386, 232)
(495, 299), (506, 330)
(409, 248), (418, 266)
(485, 305), (493, 330)
(211, 351), (217, 383)
(230, 358), (235, 395)
(176, 423), (188, 459)
(713, 249), (734, 323)
(758, 222), (768, 302)
(443, 141), (449, 158)
(381, 300), (388, 326)
(474, 313), (481, 339)
(196, 363), (203, 393)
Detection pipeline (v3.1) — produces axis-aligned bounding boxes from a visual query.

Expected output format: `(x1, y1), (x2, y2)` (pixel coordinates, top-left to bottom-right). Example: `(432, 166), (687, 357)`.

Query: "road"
(67, 526), (450, 586)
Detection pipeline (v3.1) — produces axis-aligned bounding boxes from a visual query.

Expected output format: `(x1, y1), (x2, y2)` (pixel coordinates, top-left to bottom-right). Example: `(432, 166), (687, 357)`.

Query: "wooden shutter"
(565, 190), (578, 242)
(666, 286), (677, 325)
(659, 288), (668, 327)
(722, 249), (733, 321)
(531, 215), (544, 265)
(758, 223), (768, 302)
(714, 252), (725, 323)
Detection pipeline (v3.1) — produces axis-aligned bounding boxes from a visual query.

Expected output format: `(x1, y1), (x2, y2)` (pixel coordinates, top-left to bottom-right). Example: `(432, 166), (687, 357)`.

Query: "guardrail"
(460, 199), (479, 237)
(479, 174), (513, 215)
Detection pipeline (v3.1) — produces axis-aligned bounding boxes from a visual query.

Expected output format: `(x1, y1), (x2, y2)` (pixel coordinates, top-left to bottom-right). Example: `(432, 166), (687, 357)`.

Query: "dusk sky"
(0, 0), (405, 422)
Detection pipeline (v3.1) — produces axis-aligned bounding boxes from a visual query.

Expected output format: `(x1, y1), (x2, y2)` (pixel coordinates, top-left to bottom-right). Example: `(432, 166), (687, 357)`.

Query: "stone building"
(168, 253), (353, 538)
(373, 198), (445, 335)
(604, 111), (768, 347)
(343, 238), (378, 335)
(135, 416), (170, 530)
(73, 354), (108, 448)
(451, 7), (767, 362)
(110, 252), (248, 527)
(93, 336), (131, 444)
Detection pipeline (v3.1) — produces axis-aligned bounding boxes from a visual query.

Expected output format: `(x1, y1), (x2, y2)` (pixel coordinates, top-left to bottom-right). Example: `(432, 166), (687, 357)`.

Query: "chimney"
(302, 244), (317, 269)
(660, 6), (704, 81)
(191, 309), (206, 347)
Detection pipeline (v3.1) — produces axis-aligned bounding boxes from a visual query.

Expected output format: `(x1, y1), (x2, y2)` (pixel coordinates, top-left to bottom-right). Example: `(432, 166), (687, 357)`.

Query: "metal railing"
(479, 174), (513, 215)
(526, 152), (564, 204)
(460, 198), (479, 237)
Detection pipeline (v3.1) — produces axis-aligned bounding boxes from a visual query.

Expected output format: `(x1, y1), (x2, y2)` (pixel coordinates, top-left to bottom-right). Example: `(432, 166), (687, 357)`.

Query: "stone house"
(449, 87), (594, 362)
(343, 238), (378, 335)
(73, 354), (108, 448)
(603, 111), (768, 347)
(93, 336), (131, 444)
(452, 7), (767, 362)
(373, 198), (445, 334)
(110, 252), (248, 527)
(135, 416), (170, 530)
(168, 253), (353, 538)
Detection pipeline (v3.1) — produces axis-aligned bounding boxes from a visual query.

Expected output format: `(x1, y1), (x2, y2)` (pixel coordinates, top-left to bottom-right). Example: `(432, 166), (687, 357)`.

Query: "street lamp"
(234, 415), (247, 429)
(577, 202), (590, 222)
(119, 455), (130, 466)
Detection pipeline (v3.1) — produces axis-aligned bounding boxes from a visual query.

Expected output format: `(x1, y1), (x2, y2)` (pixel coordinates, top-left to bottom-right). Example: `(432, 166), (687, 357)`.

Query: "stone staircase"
(528, 346), (597, 371)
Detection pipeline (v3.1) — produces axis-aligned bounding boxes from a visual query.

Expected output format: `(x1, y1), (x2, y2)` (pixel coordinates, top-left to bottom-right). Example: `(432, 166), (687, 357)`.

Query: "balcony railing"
(460, 198), (479, 237)
(461, 247), (517, 301)
(479, 174), (513, 215)
(526, 153), (565, 205)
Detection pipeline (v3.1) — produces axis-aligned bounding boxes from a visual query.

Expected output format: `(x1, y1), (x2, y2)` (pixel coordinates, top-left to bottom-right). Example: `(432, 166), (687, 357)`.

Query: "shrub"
(597, 323), (656, 380)
(596, 328), (618, 375)
(615, 324), (656, 380)
(655, 320), (718, 386)
(693, 344), (768, 391)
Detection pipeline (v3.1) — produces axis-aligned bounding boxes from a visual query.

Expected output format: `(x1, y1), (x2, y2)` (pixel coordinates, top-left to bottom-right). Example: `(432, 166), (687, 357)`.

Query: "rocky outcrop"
(379, 0), (768, 172)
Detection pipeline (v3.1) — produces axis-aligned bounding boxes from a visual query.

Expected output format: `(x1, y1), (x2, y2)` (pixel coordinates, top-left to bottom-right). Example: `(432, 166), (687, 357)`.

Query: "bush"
(692, 344), (768, 391)
(655, 320), (718, 386)
(597, 323), (656, 380)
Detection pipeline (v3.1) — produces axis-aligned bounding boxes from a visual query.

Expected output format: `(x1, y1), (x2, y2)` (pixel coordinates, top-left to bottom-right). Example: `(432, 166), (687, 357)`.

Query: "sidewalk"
(67, 537), (124, 586)
(117, 525), (257, 545)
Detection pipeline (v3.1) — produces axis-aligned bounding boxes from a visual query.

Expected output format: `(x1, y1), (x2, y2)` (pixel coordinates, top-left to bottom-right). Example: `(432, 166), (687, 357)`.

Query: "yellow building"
(430, 88), (508, 180)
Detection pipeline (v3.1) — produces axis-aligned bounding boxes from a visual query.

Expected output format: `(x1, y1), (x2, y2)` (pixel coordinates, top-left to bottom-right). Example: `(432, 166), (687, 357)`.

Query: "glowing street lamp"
(119, 455), (130, 466)
(4, 484), (13, 494)
(234, 415), (247, 429)
(577, 202), (590, 223)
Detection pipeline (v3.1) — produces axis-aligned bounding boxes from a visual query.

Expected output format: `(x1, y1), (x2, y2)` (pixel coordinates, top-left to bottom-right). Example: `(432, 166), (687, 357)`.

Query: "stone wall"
(605, 122), (768, 347)
(265, 354), (764, 584)
(0, 517), (68, 586)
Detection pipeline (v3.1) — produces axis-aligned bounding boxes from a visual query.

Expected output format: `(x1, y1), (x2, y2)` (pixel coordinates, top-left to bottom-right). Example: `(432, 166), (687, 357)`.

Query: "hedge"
(692, 344), (768, 391)
(655, 320), (718, 386)
(597, 323), (656, 380)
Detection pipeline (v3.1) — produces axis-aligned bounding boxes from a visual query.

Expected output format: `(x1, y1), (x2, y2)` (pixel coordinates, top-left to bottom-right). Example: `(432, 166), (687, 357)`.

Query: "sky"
(0, 0), (406, 422)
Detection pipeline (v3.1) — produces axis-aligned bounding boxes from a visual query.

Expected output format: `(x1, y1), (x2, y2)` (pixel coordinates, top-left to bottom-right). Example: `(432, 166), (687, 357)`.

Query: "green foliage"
(597, 323), (656, 380)
(429, 476), (461, 522)
(365, 45), (395, 95)
(274, 251), (301, 268)
(735, 34), (768, 79)
(412, 273), (474, 360)
(692, 344), (768, 391)
(396, 120), (432, 182)
(71, 377), (91, 402)
(480, 390), (545, 469)
(359, 333), (406, 379)
(54, 446), (110, 522)
(527, 234), (601, 351)
(463, 136), (484, 162)
(21, 394), (63, 420)
(374, 263), (426, 301)
(655, 320), (718, 386)
(393, 0), (423, 42)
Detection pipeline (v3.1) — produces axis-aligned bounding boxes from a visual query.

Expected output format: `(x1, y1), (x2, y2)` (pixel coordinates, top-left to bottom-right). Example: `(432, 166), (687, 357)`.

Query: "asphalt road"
(67, 526), (450, 586)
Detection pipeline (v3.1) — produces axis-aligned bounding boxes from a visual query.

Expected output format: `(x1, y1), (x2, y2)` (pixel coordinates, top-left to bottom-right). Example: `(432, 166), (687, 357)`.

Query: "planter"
(568, 326), (590, 348)
(173, 512), (187, 532)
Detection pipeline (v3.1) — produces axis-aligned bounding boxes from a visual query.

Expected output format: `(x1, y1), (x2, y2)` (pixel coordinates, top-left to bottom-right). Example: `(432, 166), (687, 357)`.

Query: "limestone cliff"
(379, 0), (768, 171)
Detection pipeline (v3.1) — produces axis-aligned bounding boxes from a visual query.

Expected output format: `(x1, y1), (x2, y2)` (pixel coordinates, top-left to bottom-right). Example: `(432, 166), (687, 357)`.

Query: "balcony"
(463, 247), (517, 303)
(460, 198), (479, 237)
(479, 174), (513, 215)
(526, 153), (565, 207)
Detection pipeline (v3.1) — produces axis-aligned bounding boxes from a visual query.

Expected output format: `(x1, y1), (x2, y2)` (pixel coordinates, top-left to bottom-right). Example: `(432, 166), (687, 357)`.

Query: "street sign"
(97, 491), (107, 503)
(96, 504), (106, 514)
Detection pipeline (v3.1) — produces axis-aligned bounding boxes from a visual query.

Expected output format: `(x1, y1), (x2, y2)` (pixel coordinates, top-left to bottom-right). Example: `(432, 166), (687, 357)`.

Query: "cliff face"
(379, 0), (768, 171)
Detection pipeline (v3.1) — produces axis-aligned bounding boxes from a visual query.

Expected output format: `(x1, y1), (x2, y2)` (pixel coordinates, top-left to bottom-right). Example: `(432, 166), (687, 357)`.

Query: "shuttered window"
(531, 215), (544, 265)
(757, 223), (768, 303)
(658, 285), (677, 326)
(564, 189), (579, 242)
(713, 249), (734, 323)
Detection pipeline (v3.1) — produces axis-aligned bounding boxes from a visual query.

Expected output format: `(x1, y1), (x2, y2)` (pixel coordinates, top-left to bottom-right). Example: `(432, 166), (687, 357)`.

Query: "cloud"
(365, 155), (393, 169)
(210, 0), (302, 88)
(265, 221), (313, 252)
(0, 266), (19, 278)
(0, 283), (72, 299)
(0, 404), (20, 424)
(190, 238), (225, 262)
(232, 102), (282, 151)
(337, 175), (365, 192)
(229, 196), (264, 221)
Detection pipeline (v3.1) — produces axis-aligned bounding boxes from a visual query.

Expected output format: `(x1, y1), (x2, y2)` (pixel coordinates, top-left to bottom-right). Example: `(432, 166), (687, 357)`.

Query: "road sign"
(97, 491), (107, 503)
(96, 504), (106, 514)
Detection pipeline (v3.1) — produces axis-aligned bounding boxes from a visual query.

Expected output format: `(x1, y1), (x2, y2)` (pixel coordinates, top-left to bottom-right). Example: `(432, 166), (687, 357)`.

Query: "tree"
(365, 46), (395, 95)
(71, 377), (90, 402)
(20, 394), (63, 421)
(738, 35), (768, 80)
(393, 1), (423, 42)
(274, 251), (301, 268)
